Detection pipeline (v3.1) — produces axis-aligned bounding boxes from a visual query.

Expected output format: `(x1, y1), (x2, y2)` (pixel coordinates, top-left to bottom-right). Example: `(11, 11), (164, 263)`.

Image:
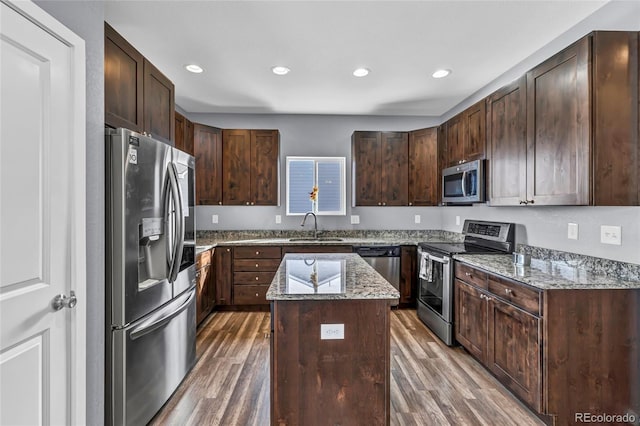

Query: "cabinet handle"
(196, 271), (201, 278)
(256, 293), (259, 297)
(255, 276), (259, 281)
(226, 248), (231, 252)
(504, 288), (513, 295)
(255, 263), (259, 268)
(409, 202), (413, 206)
(378, 202), (381, 206)
(527, 199), (535, 205)
(519, 200), (528, 205)
(218, 201), (222, 205)
(246, 202), (250, 205)
(251, 202), (255, 205)
(465, 272), (471, 277)
(383, 202), (386, 206)
(256, 251), (260, 255)
(479, 294), (485, 300)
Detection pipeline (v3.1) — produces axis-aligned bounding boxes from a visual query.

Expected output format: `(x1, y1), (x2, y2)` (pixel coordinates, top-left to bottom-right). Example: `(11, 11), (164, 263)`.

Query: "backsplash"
(517, 244), (640, 282)
(196, 229), (464, 242)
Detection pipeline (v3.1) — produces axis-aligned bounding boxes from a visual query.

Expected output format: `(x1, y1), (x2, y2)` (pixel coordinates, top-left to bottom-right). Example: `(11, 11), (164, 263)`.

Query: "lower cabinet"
(399, 246), (416, 306)
(214, 246), (233, 306)
(196, 248), (215, 325)
(232, 246), (282, 306)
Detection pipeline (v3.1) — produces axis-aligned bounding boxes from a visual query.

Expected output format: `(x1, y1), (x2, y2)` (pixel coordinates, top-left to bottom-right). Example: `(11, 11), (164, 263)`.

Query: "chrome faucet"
(301, 212), (318, 239)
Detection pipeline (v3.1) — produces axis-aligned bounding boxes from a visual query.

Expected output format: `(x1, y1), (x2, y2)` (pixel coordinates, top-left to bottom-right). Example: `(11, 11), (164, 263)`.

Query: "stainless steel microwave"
(441, 159), (485, 204)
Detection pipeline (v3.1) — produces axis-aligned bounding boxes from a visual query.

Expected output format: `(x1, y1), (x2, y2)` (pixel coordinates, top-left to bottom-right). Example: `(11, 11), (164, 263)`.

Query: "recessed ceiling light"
(185, 64), (204, 73)
(272, 66), (291, 75)
(432, 69), (451, 79)
(353, 68), (370, 77)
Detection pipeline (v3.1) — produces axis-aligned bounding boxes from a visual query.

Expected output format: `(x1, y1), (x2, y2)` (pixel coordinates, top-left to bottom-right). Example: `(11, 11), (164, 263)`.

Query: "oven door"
(417, 250), (452, 322)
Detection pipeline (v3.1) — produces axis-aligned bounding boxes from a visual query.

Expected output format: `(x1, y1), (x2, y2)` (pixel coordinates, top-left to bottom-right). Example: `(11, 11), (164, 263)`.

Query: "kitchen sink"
(288, 237), (344, 242)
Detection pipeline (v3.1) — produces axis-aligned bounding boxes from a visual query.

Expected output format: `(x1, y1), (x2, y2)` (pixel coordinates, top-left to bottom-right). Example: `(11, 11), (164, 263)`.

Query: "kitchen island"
(267, 253), (399, 426)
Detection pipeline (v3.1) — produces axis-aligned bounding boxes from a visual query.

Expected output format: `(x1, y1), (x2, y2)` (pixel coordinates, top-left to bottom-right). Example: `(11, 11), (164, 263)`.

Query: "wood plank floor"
(150, 310), (544, 426)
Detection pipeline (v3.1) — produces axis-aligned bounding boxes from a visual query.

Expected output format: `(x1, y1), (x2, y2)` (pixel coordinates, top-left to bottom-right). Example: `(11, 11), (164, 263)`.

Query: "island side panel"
(271, 299), (391, 426)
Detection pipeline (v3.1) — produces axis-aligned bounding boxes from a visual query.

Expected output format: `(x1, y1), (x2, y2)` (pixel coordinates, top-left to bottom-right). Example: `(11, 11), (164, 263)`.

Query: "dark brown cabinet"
(232, 246), (281, 306)
(222, 129), (279, 206)
(399, 246), (416, 306)
(214, 246), (233, 306)
(196, 248), (215, 325)
(488, 31), (639, 206)
(455, 262), (542, 411)
(408, 128), (440, 206)
(194, 124), (223, 205)
(174, 111), (194, 155)
(352, 131), (408, 206)
(444, 100), (486, 167)
(104, 23), (175, 144)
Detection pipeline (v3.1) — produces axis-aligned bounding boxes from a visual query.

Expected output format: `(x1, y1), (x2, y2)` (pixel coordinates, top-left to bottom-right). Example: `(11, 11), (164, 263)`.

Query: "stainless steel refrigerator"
(105, 128), (196, 426)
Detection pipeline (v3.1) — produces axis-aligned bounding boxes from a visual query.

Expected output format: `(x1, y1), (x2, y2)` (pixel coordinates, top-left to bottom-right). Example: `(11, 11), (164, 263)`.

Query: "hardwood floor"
(150, 310), (544, 426)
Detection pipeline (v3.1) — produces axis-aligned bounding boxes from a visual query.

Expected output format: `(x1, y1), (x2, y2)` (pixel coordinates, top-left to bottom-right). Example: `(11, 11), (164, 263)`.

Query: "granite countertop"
(454, 254), (640, 290)
(196, 236), (458, 250)
(266, 253), (400, 301)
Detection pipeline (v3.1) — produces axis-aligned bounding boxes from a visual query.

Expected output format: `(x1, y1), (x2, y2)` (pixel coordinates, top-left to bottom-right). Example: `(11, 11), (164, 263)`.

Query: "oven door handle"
(427, 254), (449, 264)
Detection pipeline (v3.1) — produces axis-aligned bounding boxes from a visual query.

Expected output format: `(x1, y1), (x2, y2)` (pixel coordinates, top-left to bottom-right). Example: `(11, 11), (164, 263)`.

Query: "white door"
(0, 1), (86, 425)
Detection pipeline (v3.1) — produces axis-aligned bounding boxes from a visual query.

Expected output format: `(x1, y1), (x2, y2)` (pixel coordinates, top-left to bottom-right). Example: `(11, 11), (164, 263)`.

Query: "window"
(286, 157), (346, 216)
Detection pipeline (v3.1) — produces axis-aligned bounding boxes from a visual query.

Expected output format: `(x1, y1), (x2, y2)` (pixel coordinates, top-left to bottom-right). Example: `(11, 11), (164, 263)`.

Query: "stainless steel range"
(417, 220), (515, 345)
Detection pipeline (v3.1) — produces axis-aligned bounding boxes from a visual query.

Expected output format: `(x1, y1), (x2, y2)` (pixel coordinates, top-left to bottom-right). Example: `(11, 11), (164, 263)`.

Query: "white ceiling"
(105, 0), (608, 117)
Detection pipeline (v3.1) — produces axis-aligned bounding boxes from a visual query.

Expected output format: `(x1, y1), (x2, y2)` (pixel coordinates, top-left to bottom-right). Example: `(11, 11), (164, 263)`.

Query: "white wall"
(191, 113), (442, 231)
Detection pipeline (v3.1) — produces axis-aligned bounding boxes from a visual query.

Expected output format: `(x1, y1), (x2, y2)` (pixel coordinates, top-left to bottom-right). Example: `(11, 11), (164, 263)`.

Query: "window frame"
(285, 156), (346, 216)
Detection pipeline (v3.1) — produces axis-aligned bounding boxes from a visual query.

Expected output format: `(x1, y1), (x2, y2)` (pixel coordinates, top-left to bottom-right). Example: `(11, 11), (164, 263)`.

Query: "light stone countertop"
(454, 254), (640, 290)
(196, 236), (451, 248)
(266, 253), (400, 301)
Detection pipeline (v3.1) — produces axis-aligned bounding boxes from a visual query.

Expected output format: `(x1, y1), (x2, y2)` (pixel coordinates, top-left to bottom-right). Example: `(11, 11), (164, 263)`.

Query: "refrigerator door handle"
(130, 289), (195, 340)
(166, 163), (184, 283)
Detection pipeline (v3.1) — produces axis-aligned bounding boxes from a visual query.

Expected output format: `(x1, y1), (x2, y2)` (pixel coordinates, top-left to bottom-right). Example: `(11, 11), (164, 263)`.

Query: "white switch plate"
(567, 223), (578, 240)
(350, 215), (360, 224)
(455, 216), (461, 226)
(320, 324), (344, 340)
(275, 215), (281, 224)
(600, 225), (621, 245)
(211, 214), (219, 224)
(414, 215), (421, 224)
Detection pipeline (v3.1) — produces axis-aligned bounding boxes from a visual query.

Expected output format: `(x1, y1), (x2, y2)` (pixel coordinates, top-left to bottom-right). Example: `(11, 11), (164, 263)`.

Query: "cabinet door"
(446, 115), (465, 166)
(487, 297), (541, 411)
(174, 111), (186, 152)
(195, 264), (209, 325)
(184, 117), (194, 156)
(437, 125), (447, 203)
(194, 124), (222, 205)
(464, 100), (486, 161)
(215, 247), (233, 306)
(251, 130), (279, 205)
(143, 59), (175, 144)
(352, 131), (381, 206)
(104, 23), (143, 132)
(380, 132), (408, 206)
(399, 246), (416, 305)
(526, 36), (590, 205)
(455, 280), (487, 362)
(222, 129), (252, 205)
(408, 128), (438, 206)
(488, 77), (527, 205)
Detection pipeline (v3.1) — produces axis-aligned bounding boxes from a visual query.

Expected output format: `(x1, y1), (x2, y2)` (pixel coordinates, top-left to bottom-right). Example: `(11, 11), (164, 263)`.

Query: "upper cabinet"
(174, 111), (194, 155)
(444, 100), (486, 167)
(222, 129), (280, 206)
(352, 131), (408, 206)
(104, 23), (175, 145)
(408, 127), (440, 206)
(488, 31), (639, 206)
(194, 124), (223, 205)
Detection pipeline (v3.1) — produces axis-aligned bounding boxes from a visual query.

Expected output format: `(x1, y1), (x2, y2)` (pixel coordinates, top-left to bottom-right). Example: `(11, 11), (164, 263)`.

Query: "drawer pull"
(256, 293), (259, 297)
(504, 288), (513, 295)
(255, 276), (259, 281)
(256, 251), (260, 255)
(465, 272), (472, 277)
(256, 263), (259, 268)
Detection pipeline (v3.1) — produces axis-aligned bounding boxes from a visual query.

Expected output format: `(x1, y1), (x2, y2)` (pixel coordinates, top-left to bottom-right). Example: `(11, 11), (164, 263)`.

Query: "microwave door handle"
(461, 171), (467, 197)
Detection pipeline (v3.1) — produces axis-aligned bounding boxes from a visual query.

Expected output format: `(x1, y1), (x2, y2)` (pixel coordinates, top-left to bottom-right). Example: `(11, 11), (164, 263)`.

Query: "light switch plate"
(600, 225), (621, 245)
(414, 215), (421, 224)
(350, 215), (360, 224)
(321, 324), (344, 340)
(212, 214), (219, 224)
(567, 223), (578, 240)
(275, 215), (281, 224)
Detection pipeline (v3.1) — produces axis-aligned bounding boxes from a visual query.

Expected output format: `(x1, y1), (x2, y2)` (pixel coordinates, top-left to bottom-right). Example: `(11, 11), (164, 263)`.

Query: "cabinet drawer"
(234, 271), (276, 285)
(196, 249), (212, 269)
(488, 276), (541, 316)
(455, 263), (488, 290)
(234, 246), (282, 259)
(234, 285), (269, 305)
(234, 258), (281, 272)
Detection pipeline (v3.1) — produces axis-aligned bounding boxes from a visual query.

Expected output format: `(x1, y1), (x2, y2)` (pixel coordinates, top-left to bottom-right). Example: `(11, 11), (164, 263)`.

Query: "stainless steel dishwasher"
(354, 246), (401, 292)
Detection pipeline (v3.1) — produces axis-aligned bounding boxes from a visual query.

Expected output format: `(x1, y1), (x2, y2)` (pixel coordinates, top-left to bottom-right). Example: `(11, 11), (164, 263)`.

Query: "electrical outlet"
(600, 225), (621, 245)
(211, 214), (218, 224)
(275, 215), (281, 224)
(455, 216), (461, 226)
(350, 215), (360, 224)
(567, 223), (578, 240)
(414, 215), (421, 224)
(320, 324), (344, 340)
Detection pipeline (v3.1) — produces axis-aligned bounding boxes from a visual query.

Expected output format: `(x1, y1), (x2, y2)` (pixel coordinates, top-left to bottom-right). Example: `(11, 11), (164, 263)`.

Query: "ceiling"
(105, 1), (608, 117)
